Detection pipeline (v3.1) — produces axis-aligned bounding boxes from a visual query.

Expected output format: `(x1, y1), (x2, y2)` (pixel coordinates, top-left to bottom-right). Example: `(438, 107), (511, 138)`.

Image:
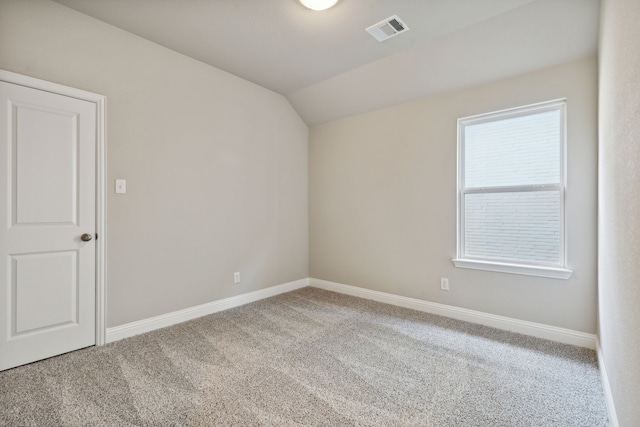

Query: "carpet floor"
(0, 287), (608, 426)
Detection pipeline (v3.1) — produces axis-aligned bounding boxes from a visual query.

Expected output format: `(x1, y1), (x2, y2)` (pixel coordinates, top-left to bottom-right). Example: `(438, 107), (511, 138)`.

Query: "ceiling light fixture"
(299, 0), (339, 11)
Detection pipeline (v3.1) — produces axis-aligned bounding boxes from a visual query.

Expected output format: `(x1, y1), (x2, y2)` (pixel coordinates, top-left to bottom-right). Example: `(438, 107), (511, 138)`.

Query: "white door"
(0, 81), (97, 371)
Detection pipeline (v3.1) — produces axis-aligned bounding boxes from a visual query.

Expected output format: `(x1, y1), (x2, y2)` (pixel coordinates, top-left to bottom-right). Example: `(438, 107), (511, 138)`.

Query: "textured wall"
(598, 0), (640, 424)
(310, 57), (598, 333)
(0, 0), (309, 327)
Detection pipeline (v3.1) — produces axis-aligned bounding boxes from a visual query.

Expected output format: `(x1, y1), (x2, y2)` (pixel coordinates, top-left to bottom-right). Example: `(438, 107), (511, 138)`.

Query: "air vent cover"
(365, 15), (409, 42)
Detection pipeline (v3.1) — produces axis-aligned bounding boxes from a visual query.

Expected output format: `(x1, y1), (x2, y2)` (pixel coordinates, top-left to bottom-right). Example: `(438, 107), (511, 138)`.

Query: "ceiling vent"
(365, 15), (409, 42)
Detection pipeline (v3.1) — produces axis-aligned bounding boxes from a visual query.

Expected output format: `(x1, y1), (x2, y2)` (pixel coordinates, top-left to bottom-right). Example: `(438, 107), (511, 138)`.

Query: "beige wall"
(0, 0), (309, 327)
(598, 0), (640, 424)
(310, 57), (598, 333)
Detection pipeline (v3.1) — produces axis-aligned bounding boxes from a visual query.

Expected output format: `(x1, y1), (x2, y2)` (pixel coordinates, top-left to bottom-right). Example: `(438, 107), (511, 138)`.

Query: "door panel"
(14, 104), (78, 225)
(0, 81), (96, 371)
(12, 251), (78, 335)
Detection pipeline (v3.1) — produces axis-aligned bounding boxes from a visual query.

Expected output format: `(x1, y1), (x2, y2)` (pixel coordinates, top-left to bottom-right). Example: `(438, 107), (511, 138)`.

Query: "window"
(453, 99), (572, 279)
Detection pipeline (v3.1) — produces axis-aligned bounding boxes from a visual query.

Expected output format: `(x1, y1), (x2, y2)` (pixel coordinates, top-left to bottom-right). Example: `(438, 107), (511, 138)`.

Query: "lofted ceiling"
(52, 0), (600, 126)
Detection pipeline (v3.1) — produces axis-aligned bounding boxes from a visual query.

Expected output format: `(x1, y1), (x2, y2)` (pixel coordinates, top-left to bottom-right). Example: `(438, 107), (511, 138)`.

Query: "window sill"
(451, 258), (573, 280)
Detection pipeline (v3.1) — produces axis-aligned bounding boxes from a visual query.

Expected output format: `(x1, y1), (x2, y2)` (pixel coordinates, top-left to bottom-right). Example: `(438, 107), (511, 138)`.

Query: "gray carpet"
(0, 287), (608, 426)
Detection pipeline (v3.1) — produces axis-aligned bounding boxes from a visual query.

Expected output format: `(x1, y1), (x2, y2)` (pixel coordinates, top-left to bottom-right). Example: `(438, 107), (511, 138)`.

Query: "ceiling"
(52, 0), (600, 126)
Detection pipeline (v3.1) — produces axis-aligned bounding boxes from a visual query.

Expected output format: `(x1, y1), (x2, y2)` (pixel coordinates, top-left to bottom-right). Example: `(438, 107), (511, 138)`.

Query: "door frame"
(0, 70), (107, 346)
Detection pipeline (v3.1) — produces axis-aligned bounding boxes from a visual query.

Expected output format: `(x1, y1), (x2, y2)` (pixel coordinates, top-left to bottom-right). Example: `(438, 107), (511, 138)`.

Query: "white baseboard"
(107, 277), (597, 350)
(596, 338), (620, 427)
(106, 278), (309, 343)
(309, 278), (597, 349)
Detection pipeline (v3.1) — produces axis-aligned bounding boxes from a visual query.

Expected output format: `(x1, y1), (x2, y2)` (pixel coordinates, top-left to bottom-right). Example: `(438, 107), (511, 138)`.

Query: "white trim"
(452, 258), (573, 279)
(456, 99), (569, 276)
(0, 70), (105, 103)
(106, 278), (309, 343)
(596, 338), (620, 427)
(309, 278), (595, 349)
(458, 98), (568, 124)
(95, 96), (107, 346)
(0, 70), (108, 346)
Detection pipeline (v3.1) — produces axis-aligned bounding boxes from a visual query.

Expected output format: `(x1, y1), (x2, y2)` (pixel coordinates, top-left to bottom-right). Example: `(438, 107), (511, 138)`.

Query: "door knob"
(81, 233), (93, 242)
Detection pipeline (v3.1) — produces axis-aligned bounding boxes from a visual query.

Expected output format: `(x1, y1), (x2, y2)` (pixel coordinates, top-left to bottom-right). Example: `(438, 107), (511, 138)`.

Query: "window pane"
(464, 110), (560, 188)
(464, 190), (561, 264)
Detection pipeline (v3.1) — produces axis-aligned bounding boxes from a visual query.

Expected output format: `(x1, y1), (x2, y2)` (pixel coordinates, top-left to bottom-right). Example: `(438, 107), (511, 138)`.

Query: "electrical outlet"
(233, 272), (240, 284)
(115, 179), (127, 194)
(440, 278), (449, 291)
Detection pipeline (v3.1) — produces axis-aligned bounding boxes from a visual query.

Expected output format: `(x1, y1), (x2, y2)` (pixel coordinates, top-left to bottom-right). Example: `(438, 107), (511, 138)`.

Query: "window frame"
(452, 99), (573, 279)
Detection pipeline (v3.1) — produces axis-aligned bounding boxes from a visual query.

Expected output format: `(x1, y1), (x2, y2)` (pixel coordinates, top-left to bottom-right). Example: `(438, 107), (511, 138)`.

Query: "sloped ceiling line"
(52, 0), (600, 125)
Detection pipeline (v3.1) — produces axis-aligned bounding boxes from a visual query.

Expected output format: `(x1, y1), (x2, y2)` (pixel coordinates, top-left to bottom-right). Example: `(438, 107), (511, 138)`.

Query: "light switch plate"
(115, 179), (127, 194)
